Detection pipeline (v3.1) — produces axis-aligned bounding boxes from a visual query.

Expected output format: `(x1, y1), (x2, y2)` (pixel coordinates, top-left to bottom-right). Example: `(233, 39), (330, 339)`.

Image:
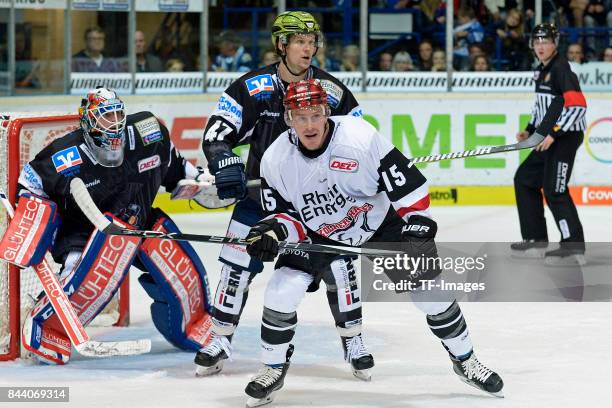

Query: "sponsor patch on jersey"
(79, 143), (98, 164)
(138, 155), (161, 173)
(330, 156), (359, 172)
(134, 117), (163, 146)
(19, 163), (44, 195)
(52, 146), (83, 175)
(127, 125), (136, 150)
(214, 93), (243, 129)
(245, 74), (274, 100)
(320, 80), (343, 109)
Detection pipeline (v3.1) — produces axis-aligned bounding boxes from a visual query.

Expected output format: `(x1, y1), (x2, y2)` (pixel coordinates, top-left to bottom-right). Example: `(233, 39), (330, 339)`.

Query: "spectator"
(496, 9), (531, 71)
(135, 30), (163, 72)
(432, 49), (447, 71)
(416, 39), (434, 70)
(260, 49), (280, 67)
(567, 43), (586, 63)
(340, 44), (360, 71)
(584, 0), (612, 55)
(601, 47), (612, 61)
(166, 58), (185, 72)
(471, 55), (491, 71)
(212, 31), (252, 72)
(453, 7), (485, 70)
(72, 27), (123, 73)
(392, 51), (415, 71)
(311, 42), (340, 71)
(15, 30), (40, 88)
(468, 43), (485, 59)
(378, 52), (393, 71)
(484, 0), (507, 22)
(569, 0), (588, 28)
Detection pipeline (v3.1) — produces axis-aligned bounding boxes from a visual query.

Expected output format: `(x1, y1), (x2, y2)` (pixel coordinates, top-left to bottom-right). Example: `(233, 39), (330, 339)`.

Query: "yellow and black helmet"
(271, 11), (323, 50)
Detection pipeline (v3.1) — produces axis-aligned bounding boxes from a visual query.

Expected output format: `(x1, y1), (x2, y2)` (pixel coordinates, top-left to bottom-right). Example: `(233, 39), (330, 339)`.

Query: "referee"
(511, 23), (587, 266)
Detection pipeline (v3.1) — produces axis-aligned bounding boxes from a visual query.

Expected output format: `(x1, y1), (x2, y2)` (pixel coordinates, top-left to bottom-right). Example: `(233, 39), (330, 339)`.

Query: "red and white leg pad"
(138, 210), (213, 351)
(22, 214), (141, 364)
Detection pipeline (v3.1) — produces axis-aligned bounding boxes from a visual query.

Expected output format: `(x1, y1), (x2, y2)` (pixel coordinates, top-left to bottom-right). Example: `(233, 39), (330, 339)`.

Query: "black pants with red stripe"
(514, 131), (584, 245)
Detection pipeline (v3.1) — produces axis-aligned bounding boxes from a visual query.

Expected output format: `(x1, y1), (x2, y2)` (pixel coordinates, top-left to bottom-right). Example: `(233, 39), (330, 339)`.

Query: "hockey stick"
(70, 178), (395, 257)
(411, 95), (562, 165)
(0, 190), (151, 358)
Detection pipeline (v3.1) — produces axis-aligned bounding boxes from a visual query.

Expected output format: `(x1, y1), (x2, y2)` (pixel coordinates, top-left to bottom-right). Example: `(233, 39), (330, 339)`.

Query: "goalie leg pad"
(0, 193), (60, 267)
(138, 210), (213, 351)
(22, 307), (71, 365)
(22, 215), (140, 365)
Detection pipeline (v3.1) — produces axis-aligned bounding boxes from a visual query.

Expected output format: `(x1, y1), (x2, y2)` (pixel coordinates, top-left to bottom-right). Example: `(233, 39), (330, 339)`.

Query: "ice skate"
(342, 334), (374, 381)
(545, 246), (586, 266)
(451, 351), (504, 397)
(245, 345), (293, 407)
(194, 334), (232, 376)
(510, 240), (548, 258)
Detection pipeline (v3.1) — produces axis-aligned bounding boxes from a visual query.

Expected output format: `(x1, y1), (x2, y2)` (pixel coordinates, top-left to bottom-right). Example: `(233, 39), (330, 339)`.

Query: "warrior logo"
(316, 203), (374, 242)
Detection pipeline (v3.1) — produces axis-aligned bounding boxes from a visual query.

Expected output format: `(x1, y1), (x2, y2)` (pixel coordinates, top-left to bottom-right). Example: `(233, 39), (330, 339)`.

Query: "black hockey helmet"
(530, 23), (559, 49)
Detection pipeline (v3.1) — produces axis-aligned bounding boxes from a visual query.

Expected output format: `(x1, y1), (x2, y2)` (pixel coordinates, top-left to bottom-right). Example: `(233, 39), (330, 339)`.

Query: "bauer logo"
(245, 74), (274, 99)
(52, 146), (83, 175)
(138, 155), (161, 173)
(330, 156), (359, 172)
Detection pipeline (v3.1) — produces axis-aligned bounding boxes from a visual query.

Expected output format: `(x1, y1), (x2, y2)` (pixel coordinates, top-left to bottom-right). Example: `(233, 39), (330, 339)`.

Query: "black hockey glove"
(246, 219), (289, 262)
(208, 152), (247, 200)
(400, 215), (441, 282)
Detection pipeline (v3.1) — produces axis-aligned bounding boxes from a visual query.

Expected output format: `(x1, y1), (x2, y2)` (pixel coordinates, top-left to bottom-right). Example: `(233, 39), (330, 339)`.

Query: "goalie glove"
(170, 167), (235, 209)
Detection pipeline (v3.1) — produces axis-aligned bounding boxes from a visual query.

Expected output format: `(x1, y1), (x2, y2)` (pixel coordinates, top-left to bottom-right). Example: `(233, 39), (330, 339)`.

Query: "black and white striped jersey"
(527, 53), (587, 137)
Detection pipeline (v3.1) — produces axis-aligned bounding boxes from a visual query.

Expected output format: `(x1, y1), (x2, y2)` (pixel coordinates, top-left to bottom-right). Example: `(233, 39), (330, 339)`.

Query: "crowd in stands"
(6, 1), (612, 89)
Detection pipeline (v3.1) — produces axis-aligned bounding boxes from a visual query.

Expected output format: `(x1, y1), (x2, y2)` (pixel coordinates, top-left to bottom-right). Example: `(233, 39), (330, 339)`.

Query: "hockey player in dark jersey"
(2, 88), (212, 364)
(197, 11), (371, 378)
(511, 23), (587, 266)
(242, 80), (503, 406)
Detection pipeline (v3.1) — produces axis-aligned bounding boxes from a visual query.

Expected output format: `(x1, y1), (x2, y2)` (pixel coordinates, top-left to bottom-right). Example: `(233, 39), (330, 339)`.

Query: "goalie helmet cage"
(0, 113), (130, 361)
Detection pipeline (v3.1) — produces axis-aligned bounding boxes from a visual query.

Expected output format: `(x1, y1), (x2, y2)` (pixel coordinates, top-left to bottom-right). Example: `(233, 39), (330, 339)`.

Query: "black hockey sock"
(261, 307), (297, 346)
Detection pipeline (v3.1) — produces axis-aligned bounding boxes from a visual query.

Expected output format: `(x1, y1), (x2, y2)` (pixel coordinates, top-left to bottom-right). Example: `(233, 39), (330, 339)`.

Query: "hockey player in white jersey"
(242, 80), (504, 406)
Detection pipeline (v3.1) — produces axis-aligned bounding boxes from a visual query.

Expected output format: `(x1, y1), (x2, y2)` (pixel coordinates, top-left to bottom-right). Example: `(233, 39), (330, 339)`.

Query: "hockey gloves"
(208, 151), (247, 200)
(246, 218), (288, 262)
(400, 215), (442, 282)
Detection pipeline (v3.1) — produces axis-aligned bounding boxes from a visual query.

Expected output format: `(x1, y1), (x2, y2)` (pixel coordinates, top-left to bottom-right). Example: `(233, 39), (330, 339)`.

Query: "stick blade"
(76, 339), (152, 358)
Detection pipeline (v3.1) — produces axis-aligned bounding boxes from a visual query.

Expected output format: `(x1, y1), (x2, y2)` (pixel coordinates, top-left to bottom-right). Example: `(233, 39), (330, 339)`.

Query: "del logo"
(138, 155), (161, 173)
(330, 157), (359, 172)
(52, 146), (83, 174)
(246, 74), (274, 98)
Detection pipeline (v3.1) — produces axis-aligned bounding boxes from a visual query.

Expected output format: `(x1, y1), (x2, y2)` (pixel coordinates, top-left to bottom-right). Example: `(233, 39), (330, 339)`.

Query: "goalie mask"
(79, 87), (126, 167)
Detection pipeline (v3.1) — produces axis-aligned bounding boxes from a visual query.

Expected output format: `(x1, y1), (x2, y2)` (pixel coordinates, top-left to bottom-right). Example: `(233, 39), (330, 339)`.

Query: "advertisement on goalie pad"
(2, 93), (611, 207)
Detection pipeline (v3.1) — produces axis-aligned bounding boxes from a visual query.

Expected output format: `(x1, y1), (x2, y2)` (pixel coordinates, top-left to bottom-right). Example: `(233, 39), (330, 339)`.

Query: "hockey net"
(0, 113), (129, 361)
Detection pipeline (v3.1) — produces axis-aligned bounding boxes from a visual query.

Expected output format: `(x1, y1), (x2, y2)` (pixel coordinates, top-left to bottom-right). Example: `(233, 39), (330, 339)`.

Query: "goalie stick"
(0, 190), (151, 358)
(70, 178), (395, 257)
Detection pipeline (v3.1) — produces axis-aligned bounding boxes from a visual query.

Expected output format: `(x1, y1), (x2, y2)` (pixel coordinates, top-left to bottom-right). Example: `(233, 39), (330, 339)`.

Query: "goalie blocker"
(15, 209), (212, 364)
(0, 193), (61, 268)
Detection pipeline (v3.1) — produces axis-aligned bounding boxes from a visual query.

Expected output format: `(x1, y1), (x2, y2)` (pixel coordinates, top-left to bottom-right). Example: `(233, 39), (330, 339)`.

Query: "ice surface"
(1, 206), (610, 408)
